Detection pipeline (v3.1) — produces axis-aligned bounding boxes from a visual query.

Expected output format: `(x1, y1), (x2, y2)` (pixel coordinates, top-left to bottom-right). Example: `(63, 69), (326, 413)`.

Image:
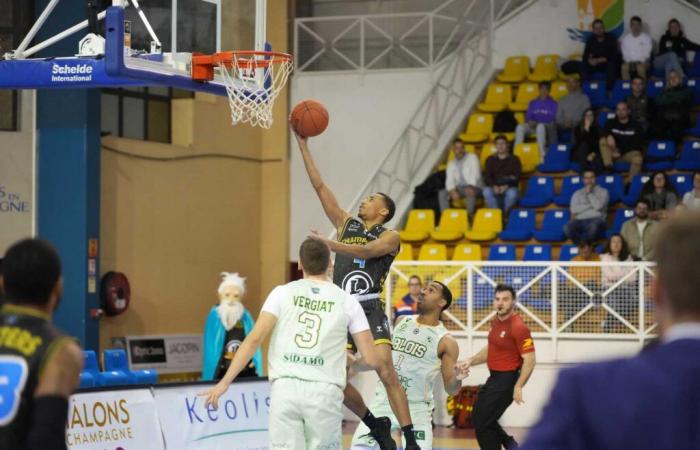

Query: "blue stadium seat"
(554, 175), (583, 207)
(685, 78), (700, 105)
(597, 110), (616, 128)
(606, 208), (634, 238)
(499, 209), (535, 241)
(519, 176), (555, 207)
(533, 209), (570, 242)
(83, 350), (129, 387)
(559, 244), (579, 261)
(613, 161), (631, 172)
(488, 244), (517, 261)
(646, 79), (665, 98)
(623, 174), (652, 206)
(103, 348), (158, 385)
(596, 174), (624, 204)
(608, 80), (631, 109)
(558, 130), (572, 143)
(523, 244), (553, 261)
(643, 140), (676, 171)
(669, 173), (694, 196)
(538, 143), (571, 173)
(687, 58), (700, 78)
(79, 372), (96, 389)
(676, 141), (700, 171)
(685, 117), (700, 137)
(583, 80), (608, 109)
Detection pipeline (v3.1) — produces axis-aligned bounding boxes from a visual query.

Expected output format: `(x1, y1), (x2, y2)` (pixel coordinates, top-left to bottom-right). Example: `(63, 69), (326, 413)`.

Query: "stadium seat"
(477, 84), (512, 112)
(613, 161), (631, 172)
(460, 114), (493, 143)
(431, 209), (468, 241)
(399, 209), (435, 242)
(519, 176), (555, 207)
(623, 174), (651, 206)
(83, 350), (128, 387)
(669, 173), (694, 196)
(488, 244), (517, 261)
(497, 55), (530, 83)
(646, 79), (665, 98)
(685, 117), (700, 137)
(523, 244), (553, 261)
(479, 142), (497, 170)
(582, 80), (608, 109)
(676, 141), (700, 171)
(528, 54), (559, 82)
(104, 348), (158, 385)
(509, 83), (538, 112)
(465, 208), (503, 241)
(395, 243), (414, 261)
(597, 110), (616, 128)
(559, 244), (579, 261)
(643, 140), (676, 171)
(538, 143), (571, 173)
(418, 244), (447, 261)
(607, 80), (631, 109)
(499, 209), (536, 241)
(596, 174), (624, 204)
(79, 372), (96, 389)
(685, 78), (700, 105)
(553, 175), (583, 207)
(550, 80), (569, 101)
(514, 143), (541, 172)
(533, 209), (570, 242)
(452, 243), (482, 261)
(687, 59), (700, 78)
(606, 208), (634, 238)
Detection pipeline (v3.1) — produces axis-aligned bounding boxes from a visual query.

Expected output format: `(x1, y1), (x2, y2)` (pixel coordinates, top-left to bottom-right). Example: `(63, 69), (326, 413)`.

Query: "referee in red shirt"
(456, 284), (536, 449)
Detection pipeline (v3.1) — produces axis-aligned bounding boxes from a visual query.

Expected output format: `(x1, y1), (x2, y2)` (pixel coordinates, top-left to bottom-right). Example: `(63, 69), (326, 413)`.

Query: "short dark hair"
(630, 16), (642, 24)
(453, 138), (465, 145)
(578, 239), (594, 249)
(582, 168), (597, 178)
(2, 238), (62, 306)
(636, 198), (651, 208)
(377, 192), (396, 223)
(592, 19), (604, 27)
(433, 281), (453, 311)
(631, 75), (644, 83)
(299, 238), (330, 276)
(408, 275), (422, 284)
(493, 134), (508, 144)
(616, 100), (629, 109)
(495, 284), (516, 300)
(539, 81), (551, 90)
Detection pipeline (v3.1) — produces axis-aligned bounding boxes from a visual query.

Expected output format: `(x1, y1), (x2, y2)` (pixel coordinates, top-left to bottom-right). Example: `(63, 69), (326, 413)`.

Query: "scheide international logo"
(51, 63), (94, 82)
(567, 0), (624, 42)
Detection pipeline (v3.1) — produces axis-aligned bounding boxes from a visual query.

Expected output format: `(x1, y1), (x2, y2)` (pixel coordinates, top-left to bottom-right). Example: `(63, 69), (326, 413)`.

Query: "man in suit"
(520, 211), (700, 450)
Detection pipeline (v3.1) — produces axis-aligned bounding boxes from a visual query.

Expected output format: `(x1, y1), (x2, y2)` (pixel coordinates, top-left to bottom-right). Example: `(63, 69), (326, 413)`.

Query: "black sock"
(362, 410), (379, 429)
(402, 424), (417, 445)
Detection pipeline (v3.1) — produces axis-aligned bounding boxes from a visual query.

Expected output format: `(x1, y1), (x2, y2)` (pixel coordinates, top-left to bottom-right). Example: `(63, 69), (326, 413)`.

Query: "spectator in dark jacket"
(483, 135), (522, 217)
(572, 108), (603, 174)
(582, 19), (619, 89)
(626, 76), (651, 134)
(639, 171), (679, 221)
(654, 18), (700, 79)
(651, 70), (693, 142)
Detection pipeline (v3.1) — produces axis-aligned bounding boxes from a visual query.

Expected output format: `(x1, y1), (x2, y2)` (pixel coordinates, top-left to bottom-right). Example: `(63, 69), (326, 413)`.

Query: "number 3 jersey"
(262, 279), (369, 389)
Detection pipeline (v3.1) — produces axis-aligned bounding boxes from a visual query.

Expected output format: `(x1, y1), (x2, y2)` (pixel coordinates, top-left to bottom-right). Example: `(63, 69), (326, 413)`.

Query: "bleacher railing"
(385, 261), (657, 360)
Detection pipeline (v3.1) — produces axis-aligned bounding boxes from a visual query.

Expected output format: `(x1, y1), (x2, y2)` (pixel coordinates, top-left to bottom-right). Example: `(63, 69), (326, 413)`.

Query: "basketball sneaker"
(368, 417), (397, 450)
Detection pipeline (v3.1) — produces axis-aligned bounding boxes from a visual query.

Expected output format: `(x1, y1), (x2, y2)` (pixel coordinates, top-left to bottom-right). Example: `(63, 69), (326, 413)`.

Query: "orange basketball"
(291, 99), (329, 137)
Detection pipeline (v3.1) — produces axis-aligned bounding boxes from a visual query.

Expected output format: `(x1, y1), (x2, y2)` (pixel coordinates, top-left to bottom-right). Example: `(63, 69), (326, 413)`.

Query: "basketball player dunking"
(294, 132), (419, 450)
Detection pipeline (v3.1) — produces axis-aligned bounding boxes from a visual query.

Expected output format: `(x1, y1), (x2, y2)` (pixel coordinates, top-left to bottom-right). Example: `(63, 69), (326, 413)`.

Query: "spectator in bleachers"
(562, 240), (601, 321)
(556, 77), (591, 138)
(600, 101), (644, 179)
(393, 275), (421, 323)
(620, 199), (657, 260)
(620, 16), (652, 80)
(572, 108), (603, 173)
(565, 169), (609, 244)
(515, 81), (558, 159)
(626, 76), (651, 134)
(439, 139), (483, 220)
(582, 19), (619, 89)
(483, 135), (522, 217)
(639, 171), (679, 220)
(600, 233), (637, 332)
(654, 18), (700, 79)
(651, 70), (693, 143)
(682, 172), (700, 209)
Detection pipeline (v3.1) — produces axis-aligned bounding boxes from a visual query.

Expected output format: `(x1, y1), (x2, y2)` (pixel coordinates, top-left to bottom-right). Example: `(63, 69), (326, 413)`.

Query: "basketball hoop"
(192, 50), (293, 129)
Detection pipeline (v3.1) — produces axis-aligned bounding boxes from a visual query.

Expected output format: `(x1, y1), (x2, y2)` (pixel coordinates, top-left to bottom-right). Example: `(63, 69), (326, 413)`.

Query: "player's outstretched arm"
(438, 335), (462, 396)
(292, 131), (349, 229)
(310, 229), (399, 260)
(454, 345), (488, 378)
(200, 312), (277, 409)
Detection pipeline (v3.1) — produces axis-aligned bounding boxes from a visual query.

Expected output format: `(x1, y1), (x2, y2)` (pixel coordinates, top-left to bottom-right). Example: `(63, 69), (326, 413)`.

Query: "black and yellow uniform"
(333, 217), (398, 350)
(215, 322), (257, 379)
(0, 304), (67, 449)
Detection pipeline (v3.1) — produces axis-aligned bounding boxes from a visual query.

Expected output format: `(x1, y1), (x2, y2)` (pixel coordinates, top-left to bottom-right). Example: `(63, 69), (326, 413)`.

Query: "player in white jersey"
(349, 281), (463, 449)
(201, 238), (379, 449)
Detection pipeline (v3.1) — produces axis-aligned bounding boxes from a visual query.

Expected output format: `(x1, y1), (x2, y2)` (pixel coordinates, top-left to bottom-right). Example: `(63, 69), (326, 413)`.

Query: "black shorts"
(347, 298), (391, 352)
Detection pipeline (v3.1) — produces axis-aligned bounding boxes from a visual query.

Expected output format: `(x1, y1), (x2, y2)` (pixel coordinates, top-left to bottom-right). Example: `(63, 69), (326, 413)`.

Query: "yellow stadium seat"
(514, 143), (541, 172)
(418, 244), (447, 261)
(431, 209), (469, 242)
(497, 55), (530, 83)
(459, 114), (493, 143)
(479, 142), (497, 170)
(508, 83), (538, 112)
(515, 112), (525, 123)
(550, 80), (569, 101)
(477, 84), (512, 113)
(452, 243), (482, 261)
(528, 54), (559, 82)
(395, 243), (414, 261)
(464, 208), (502, 241)
(399, 209), (435, 243)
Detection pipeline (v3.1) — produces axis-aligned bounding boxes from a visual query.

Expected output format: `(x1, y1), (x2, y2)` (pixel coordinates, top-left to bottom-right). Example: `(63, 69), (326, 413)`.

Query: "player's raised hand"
(289, 115), (308, 146)
(198, 382), (229, 410)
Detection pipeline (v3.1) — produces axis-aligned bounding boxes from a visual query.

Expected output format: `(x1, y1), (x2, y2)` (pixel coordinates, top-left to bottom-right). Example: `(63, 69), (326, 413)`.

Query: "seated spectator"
(626, 76), (651, 134)
(620, 16), (652, 80)
(620, 199), (658, 260)
(439, 139), (483, 220)
(582, 19), (619, 89)
(483, 135), (522, 217)
(682, 172), (700, 210)
(556, 77), (591, 138)
(565, 169), (609, 243)
(654, 18), (700, 79)
(393, 275), (421, 322)
(600, 101), (644, 179)
(600, 233), (637, 331)
(515, 81), (558, 160)
(639, 171), (679, 220)
(572, 108), (603, 173)
(561, 240), (601, 321)
(651, 70), (693, 142)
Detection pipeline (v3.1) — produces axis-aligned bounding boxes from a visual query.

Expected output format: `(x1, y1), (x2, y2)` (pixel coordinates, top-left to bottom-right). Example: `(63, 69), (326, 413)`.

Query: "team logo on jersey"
(522, 338), (534, 350)
(342, 270), (374, 294)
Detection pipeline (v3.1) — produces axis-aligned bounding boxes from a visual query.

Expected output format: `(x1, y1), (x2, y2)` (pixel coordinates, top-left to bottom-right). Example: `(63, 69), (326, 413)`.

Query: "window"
(0, 0), (32, 131)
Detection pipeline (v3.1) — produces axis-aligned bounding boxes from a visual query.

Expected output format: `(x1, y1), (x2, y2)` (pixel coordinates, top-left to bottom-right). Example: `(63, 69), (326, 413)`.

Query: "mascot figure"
(202, 272), (263, 380)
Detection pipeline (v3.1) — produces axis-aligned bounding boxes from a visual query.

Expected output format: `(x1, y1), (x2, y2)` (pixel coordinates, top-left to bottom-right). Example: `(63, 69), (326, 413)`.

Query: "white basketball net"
(217, 52), (293, 129)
